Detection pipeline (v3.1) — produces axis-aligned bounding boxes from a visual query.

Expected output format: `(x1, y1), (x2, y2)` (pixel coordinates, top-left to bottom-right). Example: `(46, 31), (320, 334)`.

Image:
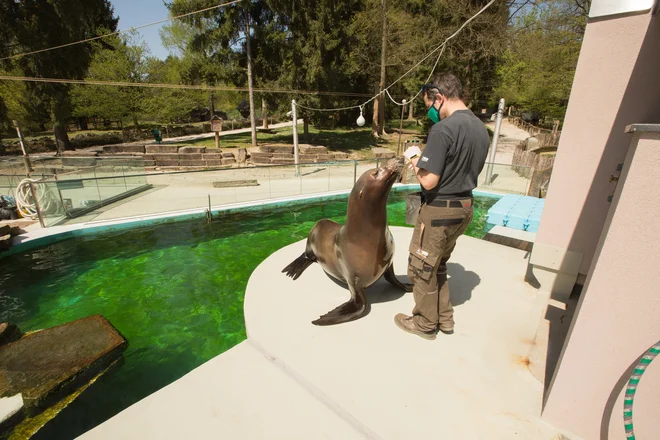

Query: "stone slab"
(61, 158), (97, 167)
(102, 145), (145, 154)
(221, 152), (235, 158)
(371, 147), (396, 159)
(178, 147), (206, 154)
(272, 153), (294, 159)
(299, 154), (318, 161)
(271, 158), (296, 165)
(299, 145), (328, 154)
(221, 158), (236, 165)
(154, 160), (179, 167)
(202, 154), (224, 160)
(178, 153), (203, 160)
(145, 145), (179, 154)
(251, 157), (272, 164)
(259, 145), (293, 154)
(250, 152), (273, 159)
(205, 160), (224, 167)
(237, 148), (248, 162)
(0, 323), (23, 346)
(152, 154), (179, 161)
(0, 315), (126, 416)
(316, 154), (336, 161)
(333, 153), (350, 159)
(212, 180), (259, 188)
(61, 151), (98, 157)
(179, 160), (207, 167)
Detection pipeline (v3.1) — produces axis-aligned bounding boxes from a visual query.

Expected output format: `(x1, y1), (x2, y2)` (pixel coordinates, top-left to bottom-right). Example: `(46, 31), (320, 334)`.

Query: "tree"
(0, 0), (118, 151)
(71, 35), (152, 128)
(494, 0), (587, 119)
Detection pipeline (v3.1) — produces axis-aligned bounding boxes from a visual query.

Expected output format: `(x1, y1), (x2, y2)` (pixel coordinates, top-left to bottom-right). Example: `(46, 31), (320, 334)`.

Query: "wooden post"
(397, 99), (406, 155)
(13, 120), (33, 176)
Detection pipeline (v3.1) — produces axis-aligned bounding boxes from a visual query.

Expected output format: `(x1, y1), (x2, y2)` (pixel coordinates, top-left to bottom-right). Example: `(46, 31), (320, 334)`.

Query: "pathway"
(485, 119), (531, 165)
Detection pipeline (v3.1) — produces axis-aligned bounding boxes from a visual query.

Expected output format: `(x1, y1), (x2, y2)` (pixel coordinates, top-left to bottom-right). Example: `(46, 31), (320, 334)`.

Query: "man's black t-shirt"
(417, 109), (489, 200)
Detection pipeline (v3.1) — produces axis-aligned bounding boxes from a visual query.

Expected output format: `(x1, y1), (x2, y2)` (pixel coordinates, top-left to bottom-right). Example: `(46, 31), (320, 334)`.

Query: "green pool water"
(0, 188), (497, 438)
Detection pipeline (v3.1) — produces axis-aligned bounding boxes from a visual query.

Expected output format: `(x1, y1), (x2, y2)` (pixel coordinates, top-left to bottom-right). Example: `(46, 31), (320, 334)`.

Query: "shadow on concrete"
(447, 263), (480, 306)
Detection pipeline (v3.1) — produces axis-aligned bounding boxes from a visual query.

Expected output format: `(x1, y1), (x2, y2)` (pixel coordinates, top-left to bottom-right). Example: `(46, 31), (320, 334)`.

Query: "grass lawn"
(174, 120), (426, 158)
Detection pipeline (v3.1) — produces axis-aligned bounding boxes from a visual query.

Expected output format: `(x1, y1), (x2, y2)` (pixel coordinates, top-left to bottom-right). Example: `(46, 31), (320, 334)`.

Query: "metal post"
(13, 120), (33, 176)
(353, 160), (357, 184)
(292, 99), (300, 177)
(485, 98), (504, 185)
(397, 99), (407, 155)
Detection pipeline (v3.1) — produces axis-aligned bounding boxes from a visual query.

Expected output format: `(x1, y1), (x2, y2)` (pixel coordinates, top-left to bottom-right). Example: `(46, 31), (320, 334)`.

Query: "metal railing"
(3, 157), (530, 227)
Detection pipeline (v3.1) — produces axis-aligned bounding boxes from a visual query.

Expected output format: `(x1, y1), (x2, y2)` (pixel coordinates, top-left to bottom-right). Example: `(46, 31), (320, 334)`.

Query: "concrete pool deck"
(79, 227), (580, 440)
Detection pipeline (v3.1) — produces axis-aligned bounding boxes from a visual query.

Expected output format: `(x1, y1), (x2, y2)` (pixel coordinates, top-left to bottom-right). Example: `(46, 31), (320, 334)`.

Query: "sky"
(110, 0), (171, 60)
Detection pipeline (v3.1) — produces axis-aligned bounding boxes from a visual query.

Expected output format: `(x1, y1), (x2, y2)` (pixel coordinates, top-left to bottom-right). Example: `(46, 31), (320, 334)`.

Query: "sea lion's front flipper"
(312, 280), (367, 326)
(384, 263), (413, 292)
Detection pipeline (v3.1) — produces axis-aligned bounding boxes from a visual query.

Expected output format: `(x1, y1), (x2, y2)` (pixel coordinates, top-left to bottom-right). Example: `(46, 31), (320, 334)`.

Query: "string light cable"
(0, 0), (242, 61)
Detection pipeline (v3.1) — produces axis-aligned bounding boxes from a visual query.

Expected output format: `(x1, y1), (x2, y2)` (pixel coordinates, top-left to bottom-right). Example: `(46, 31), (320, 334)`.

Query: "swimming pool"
(0, 188), (498, 438)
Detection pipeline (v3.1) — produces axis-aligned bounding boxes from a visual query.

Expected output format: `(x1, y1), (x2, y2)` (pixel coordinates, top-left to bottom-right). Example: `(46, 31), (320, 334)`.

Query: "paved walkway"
(80, 227), (580, 440)
(485, 119), (531, 165)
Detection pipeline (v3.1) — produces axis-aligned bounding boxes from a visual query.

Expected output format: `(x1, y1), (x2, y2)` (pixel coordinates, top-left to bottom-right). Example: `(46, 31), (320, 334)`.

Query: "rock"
(178, 146), (205, 154)
(221, 152), (235, 158)
(9, 226), (23, 237)
(178, 153), (203, 160)
(0, 315), (127, 420)
(372, 147), (396, 159)
(0, 323), (23, 346)
(145, 145), (179, 154)
(237, 148), (248, 163)
(259, 144), (293, 154)
(0, 225), (9, 236)
(0, 235), (12, 251)
(221, 158), (236, 165)
(102, 145), (145, 154)
(299, 144), (328, 154)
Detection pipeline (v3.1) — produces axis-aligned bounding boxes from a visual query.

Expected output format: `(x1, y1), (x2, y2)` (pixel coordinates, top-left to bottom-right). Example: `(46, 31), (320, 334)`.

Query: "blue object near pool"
(486, 194), (545, 233)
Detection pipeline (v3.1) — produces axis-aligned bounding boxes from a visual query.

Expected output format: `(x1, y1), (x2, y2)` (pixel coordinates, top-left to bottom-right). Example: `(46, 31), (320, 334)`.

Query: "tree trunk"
(209, 92), (215, 118)
(303, 118), (309, 142)
(377, 0), (388, 136)
(53, 124), (73, 153)
(262, 97), (268, 129)
(132, 114), (140, 130)
(245, 8), (257, 148)
(371, 85), (380, 138)
(408, 101), (414, 120)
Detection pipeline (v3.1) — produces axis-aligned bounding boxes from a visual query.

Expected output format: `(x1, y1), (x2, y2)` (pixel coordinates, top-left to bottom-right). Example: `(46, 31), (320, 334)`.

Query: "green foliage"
(494, 0), (587, 119)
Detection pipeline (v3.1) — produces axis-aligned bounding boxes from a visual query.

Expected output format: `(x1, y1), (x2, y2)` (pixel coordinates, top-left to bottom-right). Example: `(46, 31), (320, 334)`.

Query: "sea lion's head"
(353, 158), (401, 203)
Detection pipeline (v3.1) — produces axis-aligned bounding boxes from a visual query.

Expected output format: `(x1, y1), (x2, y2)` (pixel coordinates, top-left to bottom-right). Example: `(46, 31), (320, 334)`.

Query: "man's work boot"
(394, 313), (437, 340)
(438, 322), (454, 335)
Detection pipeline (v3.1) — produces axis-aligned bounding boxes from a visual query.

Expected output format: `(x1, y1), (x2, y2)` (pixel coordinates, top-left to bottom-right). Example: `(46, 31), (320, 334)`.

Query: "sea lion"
(282, 158), (413, 325)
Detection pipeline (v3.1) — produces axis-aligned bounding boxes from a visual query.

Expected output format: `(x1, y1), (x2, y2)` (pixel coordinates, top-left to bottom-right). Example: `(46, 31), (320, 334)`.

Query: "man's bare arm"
(409, 157), (440, 190)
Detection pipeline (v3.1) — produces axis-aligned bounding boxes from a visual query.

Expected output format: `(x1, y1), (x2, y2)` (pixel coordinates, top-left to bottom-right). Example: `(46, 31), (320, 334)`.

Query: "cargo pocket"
(407, 249), (439, 282)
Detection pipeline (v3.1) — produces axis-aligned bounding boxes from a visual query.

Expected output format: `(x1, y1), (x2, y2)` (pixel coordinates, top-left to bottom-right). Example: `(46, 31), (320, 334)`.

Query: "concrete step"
(145, 145), (179, 154)
(178, 146), (206, 154)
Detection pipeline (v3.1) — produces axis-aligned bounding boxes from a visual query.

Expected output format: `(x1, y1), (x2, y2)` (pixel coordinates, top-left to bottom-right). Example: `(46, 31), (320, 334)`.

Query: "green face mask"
(427, 98), (440, 123)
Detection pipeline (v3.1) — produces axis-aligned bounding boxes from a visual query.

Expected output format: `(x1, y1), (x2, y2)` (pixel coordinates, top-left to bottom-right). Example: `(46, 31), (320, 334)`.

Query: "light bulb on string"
(356, 105), (365, 127)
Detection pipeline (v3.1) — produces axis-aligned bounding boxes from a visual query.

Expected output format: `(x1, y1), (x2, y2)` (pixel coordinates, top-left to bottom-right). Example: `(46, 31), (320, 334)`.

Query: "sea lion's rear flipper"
(384, 263), (413, 292)
(282, 252), (315, 280)
(312, 283), (367, 326)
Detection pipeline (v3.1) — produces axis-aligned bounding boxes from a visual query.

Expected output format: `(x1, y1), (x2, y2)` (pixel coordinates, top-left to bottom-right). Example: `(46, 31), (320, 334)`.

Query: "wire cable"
(0, 0), (241, 61)
(0, 75), (373, 97)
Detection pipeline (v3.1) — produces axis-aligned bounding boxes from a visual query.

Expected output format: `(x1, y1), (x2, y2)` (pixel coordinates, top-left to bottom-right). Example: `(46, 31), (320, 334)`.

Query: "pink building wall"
(542, 128), (660, 440)
(528, 10), (660, 297)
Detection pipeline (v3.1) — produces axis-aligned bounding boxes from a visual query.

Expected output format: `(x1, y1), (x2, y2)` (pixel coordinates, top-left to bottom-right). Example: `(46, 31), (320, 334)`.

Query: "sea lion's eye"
(372, 170), (378, 177)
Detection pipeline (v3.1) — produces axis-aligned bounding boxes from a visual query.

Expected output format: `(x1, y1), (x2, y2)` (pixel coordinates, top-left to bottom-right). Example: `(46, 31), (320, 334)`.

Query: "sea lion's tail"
(282, 253), (315, 280)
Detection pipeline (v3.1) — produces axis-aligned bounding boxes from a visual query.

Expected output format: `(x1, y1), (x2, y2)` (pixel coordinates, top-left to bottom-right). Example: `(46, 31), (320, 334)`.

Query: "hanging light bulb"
(356, 105), (365, 127)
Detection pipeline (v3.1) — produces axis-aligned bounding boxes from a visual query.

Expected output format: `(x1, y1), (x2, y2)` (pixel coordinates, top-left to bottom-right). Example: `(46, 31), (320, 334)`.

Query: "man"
(395, 72), (489, 340)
